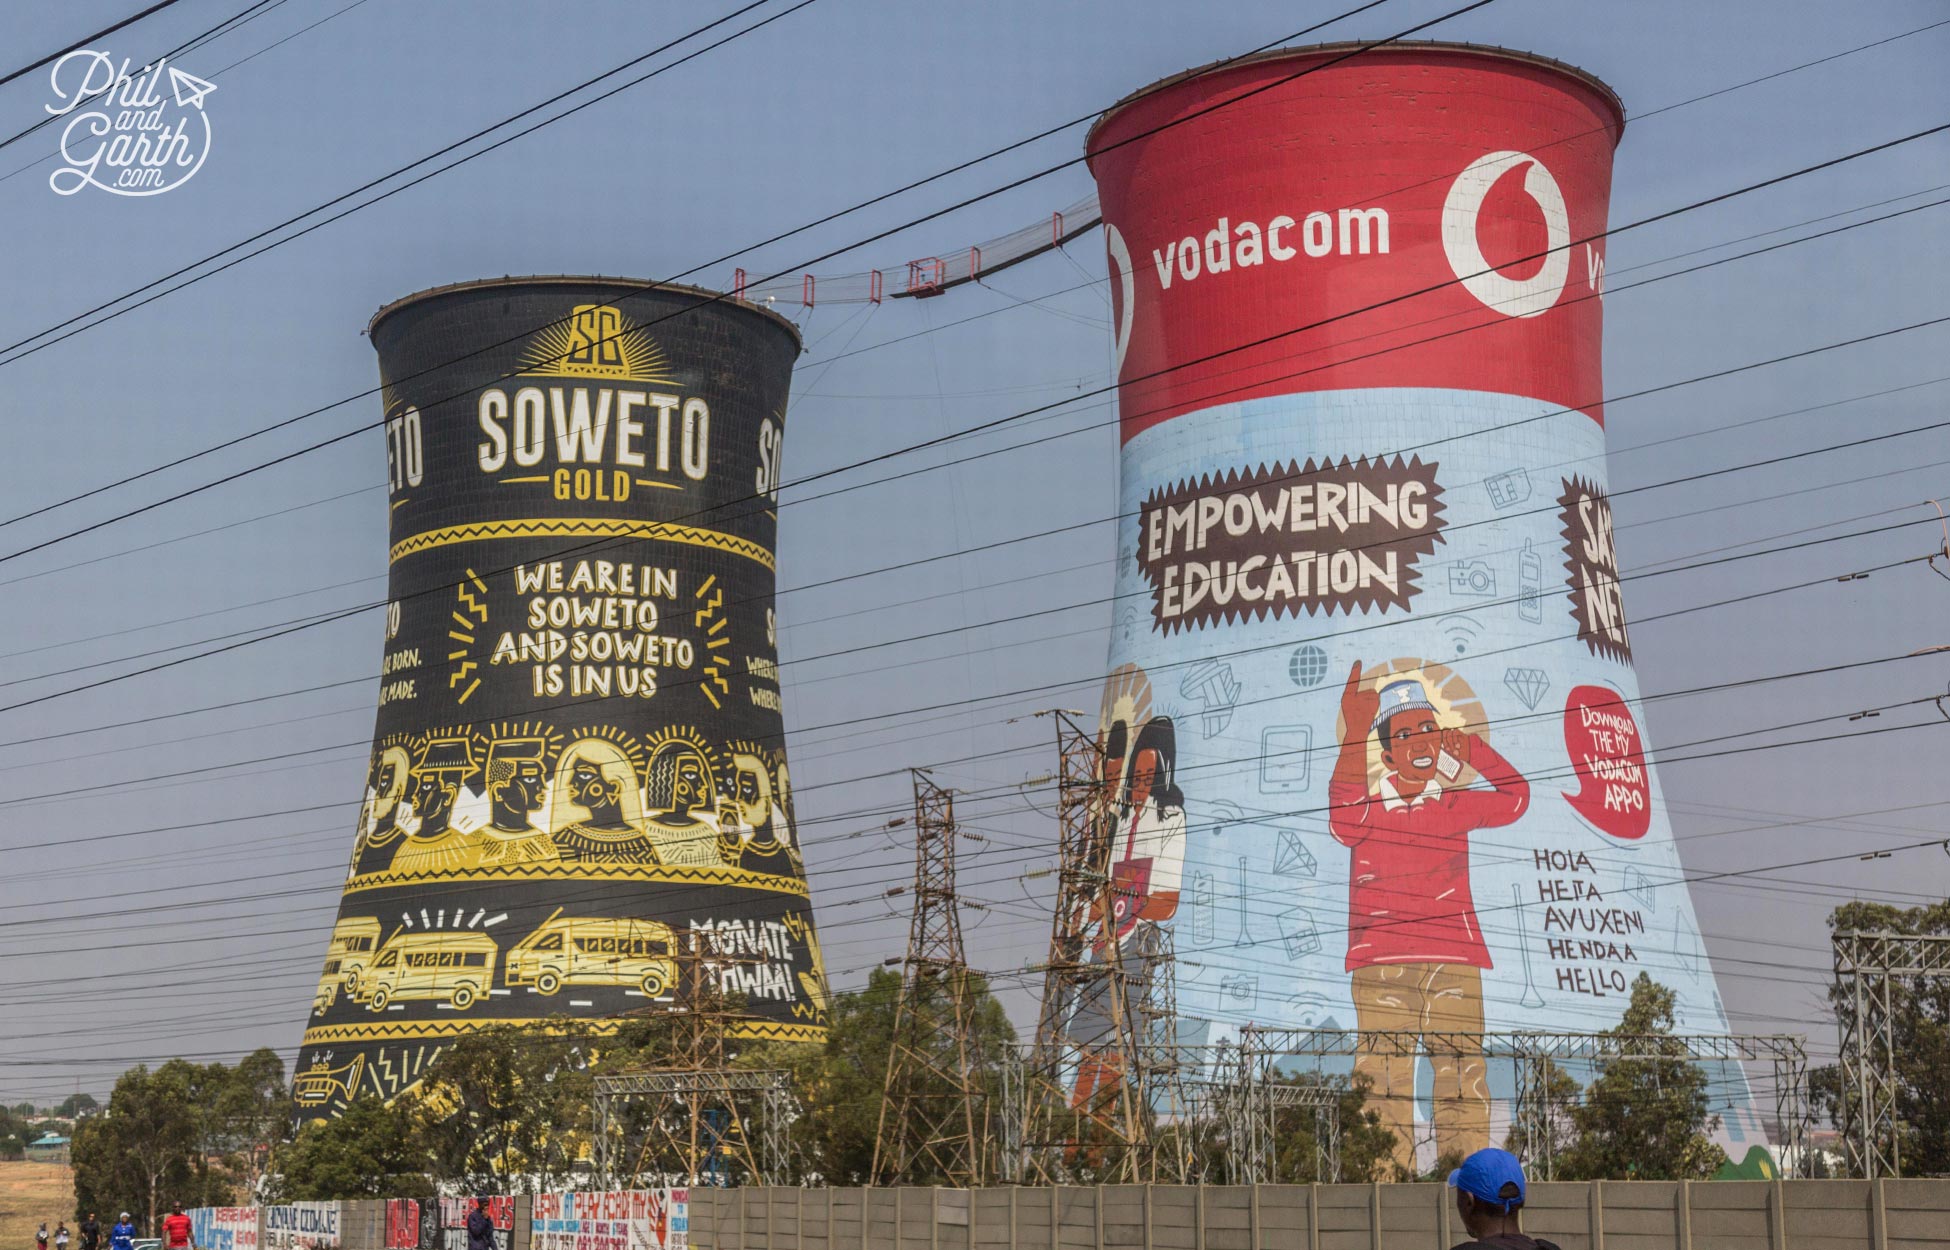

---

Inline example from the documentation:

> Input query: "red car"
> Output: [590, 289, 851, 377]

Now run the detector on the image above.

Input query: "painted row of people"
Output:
[350, 734, 801, 878]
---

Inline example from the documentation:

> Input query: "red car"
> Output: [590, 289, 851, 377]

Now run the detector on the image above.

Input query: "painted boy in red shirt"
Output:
[1331, 662, 1529, 1173]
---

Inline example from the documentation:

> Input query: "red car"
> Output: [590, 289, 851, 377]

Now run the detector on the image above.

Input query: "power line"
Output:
[3, 115, 1940, 624]
[0, 466, 1936, 826]
[1, 197, 1941, 731]
[0, 0, 189, 89]
[0, 0, 375, 175]
[0, 800, 1939, 1066]
[1, 181, 1934, 684]
[0, 0, 285, 153]
[0, 24, 1934, 1084]
[4, 602, 1942, 951]
[0, 0, 1421, 525]
[0, 0, 791, 351]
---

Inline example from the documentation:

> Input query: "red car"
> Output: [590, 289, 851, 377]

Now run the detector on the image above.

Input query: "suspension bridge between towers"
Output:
[732, 194, 1104, 308]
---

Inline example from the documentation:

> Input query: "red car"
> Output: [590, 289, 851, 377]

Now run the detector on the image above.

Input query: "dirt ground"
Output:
[0, 1162, 75, 1250]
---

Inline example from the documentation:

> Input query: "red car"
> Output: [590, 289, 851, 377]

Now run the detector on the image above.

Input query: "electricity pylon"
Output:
[872, 773, 992, 1184]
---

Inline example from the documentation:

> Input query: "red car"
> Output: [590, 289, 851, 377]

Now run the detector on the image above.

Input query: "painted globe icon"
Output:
[1288, 644, 1330, 688]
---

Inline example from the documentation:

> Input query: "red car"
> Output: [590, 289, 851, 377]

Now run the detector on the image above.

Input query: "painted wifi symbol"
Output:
[1442, 614, 1483, 656]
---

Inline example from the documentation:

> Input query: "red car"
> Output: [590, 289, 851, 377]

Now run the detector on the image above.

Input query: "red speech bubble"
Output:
[1562, 685, 1649, 840]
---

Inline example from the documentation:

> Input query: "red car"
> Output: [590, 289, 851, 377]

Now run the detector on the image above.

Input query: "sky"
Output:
[0, 0, 1945, 1106]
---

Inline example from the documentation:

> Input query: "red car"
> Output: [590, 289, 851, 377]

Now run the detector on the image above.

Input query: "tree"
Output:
[73, 1064, 206, 1230]
[1501, 1058, 1582, 1168]
[278, 1097, 429, 1201]
[72, 1055, 288, 1224]
[1812, 900, 1950, 1176]
[56, 1094, 100, 1119]
[1265, 1074, 1400, 1183]
[0, 1104, 29, 1159]
[212, 1049, 291, 1198]
[410, 1023, 594, 1194]
[1555, 975, 1727, 1180]
[737, 966, 1017, 1185]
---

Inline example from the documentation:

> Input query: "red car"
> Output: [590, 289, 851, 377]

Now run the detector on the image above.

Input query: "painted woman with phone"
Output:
[1330, 660, 1529, 1173]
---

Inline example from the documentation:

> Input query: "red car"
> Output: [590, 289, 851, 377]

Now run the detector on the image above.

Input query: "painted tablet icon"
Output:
[1562, 685, 1650, 840]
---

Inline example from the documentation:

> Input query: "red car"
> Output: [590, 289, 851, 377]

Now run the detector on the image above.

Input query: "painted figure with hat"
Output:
[388, 735, 485, 874]
[1332, 661, 1529, 1173]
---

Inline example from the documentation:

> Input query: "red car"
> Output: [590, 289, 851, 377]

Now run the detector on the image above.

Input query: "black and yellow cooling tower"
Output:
[293, 278, 827, 1115]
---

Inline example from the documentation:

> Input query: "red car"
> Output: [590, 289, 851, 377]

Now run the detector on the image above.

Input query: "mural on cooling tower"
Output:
[1079, 45, 1765, 1168]
[295, 281, 830, 1119]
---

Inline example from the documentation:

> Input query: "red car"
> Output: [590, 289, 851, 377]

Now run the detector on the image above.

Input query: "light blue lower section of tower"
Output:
[1104, 386, 1766, 1154]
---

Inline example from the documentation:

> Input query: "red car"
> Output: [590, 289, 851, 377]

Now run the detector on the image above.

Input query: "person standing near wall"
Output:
[1448, 1149, 1560, 1250]
[160, 1207, 192, 1250]
[465, 1200, 494, 1250]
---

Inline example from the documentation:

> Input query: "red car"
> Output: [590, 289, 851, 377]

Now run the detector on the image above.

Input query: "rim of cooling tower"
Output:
[368, 274, 805, 349]
[1085, 39, 1626, 156]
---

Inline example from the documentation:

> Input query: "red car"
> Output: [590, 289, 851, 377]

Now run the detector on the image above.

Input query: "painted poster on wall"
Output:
[532, 1191, 687, 1250]
[433, 1198, 512, 1250]
[262, 1205, 340, 1250]
[189, 1210, 258, 1250]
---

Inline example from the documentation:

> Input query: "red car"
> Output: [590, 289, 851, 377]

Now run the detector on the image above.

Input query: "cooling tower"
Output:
[1083, 44, 1766, 1167]
[294, 278, 828, 1116]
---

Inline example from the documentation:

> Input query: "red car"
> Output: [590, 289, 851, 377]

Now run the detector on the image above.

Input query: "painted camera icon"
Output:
[1449, 558, 1497, 597]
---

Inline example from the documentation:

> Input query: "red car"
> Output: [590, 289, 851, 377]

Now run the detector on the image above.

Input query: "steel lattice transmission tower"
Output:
[594, 943, 790, 1187]
[1833, 929, 1950, 1178]
[1132, 925, 1194, 1182]
[871, 773, 993, 1185]
[1021, 710, 1147, 1183]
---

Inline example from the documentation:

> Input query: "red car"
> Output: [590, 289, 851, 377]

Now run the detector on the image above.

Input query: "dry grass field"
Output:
[0, 1162, 74, 1250]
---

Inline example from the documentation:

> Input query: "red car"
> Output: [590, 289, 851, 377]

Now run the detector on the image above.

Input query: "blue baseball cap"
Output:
[1448, 1147, 1526, 1210]
[1372, 677, 1435, 732]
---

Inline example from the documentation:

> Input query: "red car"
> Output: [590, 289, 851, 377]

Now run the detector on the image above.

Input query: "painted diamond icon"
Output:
[1503, 666, 1550, 710]
[1273, 828, 1317, 878]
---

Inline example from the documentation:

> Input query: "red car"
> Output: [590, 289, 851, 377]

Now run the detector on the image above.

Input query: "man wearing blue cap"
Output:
[1448, 1148, 1559, 1249]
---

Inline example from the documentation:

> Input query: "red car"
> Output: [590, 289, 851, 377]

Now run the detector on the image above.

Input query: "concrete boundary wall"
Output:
[264, 1200, 535, 1250]
[681, 1182, 1950, 1250]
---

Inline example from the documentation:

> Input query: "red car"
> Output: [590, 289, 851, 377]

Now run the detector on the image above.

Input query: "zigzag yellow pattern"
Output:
[391, 518, 774, 569]
[302, 1018, 627, 1046]
[303, 1017, 827, 1047]
[345, 861, 808, 896]
[729, 1020, 828, 1043]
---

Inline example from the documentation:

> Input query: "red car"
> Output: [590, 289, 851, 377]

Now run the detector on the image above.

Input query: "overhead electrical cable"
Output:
[0, 0, 190, 89]
[0, 815, 1942, 1067]
[0, 116, 1940, 598]
[0, 181, 1934, 679]
[1, 480, 1941, 846]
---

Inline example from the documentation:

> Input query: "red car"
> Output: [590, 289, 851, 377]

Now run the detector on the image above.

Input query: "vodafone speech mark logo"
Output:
[1105, 222, 1136, 377]
[1442, 151, 1570, 319]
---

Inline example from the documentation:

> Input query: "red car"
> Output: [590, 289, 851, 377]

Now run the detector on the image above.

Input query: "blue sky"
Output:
[0, 0, 1945, 1101]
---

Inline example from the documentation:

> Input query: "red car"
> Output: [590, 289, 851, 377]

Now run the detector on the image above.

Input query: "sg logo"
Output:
[565, 305, 625, 369]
